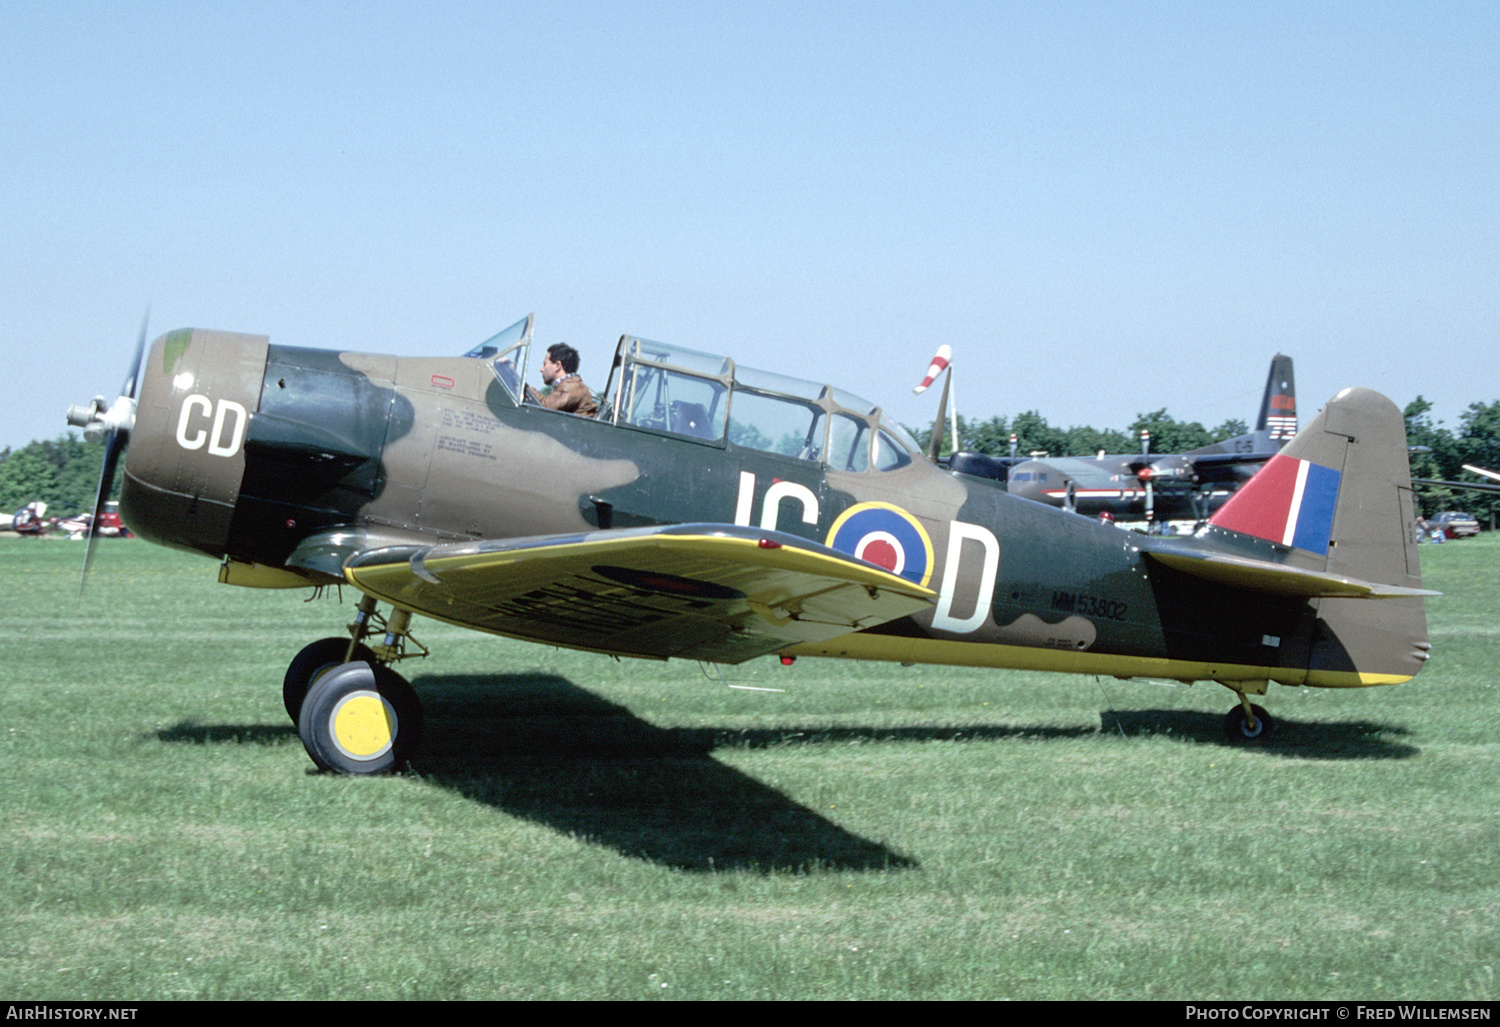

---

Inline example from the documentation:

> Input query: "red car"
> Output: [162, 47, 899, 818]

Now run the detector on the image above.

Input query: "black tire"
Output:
[1224, 704, 1273, 742]
[297, 661, 424, 774]
[283, 637, 376, 724]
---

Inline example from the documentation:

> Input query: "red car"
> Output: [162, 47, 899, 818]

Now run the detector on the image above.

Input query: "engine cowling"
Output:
[120, 329, 270, 559]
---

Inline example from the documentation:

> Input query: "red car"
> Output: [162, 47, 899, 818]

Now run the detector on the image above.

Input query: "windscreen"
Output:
[465, 314, 533, 403]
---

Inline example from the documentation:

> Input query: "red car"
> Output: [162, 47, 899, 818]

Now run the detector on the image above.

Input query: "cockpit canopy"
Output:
[469, 316, 918, 473]
[463, 313, 535, 400]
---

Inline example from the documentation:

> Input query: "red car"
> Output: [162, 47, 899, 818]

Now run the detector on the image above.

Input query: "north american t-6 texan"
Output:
[68, 314, 1434, 775]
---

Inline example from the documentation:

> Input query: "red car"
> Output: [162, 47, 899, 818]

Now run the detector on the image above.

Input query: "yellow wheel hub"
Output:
[329, 691, 396, 761]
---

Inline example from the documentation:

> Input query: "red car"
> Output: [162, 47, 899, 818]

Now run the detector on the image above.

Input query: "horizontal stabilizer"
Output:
[341, 523, 935, 664]
[1145, 545, 1438, 599]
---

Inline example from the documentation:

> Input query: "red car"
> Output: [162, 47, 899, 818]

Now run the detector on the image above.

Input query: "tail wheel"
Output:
[1224, 703, 1273, 742]
[283, 637, 377, 725]
[298, 661, 424, 774]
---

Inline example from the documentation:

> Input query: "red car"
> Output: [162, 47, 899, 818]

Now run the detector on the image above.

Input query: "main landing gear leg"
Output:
[1221, 681, 1274, 742]
[285, 597, 429, 774]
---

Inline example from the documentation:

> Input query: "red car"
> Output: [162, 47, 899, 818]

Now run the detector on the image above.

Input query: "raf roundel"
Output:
[825, 502, 935, 589]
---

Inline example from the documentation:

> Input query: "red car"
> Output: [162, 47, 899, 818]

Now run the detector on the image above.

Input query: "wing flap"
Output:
[342, 523, 936, 663]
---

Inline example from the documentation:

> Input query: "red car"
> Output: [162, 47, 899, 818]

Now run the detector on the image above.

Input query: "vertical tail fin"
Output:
[1185, 354, 1296, 467]
[1255, 353, 1298, 441]
[1208, 387, 1429, 685]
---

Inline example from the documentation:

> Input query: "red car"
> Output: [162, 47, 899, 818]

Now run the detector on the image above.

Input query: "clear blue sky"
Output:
[3, 1, 1496, 453]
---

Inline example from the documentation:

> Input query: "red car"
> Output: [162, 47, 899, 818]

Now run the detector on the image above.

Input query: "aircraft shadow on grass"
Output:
[1100, 708, 1419, 759]
[154, 673, 1416, 871]
[156, 722, 296, 746]
[158, 672, 924, 873]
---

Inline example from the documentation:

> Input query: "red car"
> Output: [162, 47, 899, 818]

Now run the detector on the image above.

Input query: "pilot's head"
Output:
[542, 343, 580, 384]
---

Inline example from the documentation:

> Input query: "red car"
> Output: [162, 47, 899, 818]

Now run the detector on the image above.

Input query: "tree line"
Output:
[0, 435, 111, 516]
[1403, 397, 1500, 525]
[909, 408, 1252, 463]
[3, 395, 1497, 523]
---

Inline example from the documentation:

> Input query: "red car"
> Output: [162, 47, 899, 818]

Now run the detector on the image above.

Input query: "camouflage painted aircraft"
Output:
[68, 318, 1431, 775]
[1003, 354, 1299, 522]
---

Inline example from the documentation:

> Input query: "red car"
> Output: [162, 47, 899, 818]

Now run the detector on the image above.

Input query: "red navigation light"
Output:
[758, 538, 782, 549]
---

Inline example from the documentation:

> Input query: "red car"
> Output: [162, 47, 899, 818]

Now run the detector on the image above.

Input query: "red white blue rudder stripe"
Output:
[1209, 454, 1342, 555]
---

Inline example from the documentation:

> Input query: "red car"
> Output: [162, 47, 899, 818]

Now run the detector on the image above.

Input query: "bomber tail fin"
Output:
[1255, 353, 1298, 441]
[1200, 387, 1430, 685]
[1183, 354, 1296, 474]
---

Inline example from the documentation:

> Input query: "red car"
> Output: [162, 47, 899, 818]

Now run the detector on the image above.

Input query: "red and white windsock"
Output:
[913, 345, 952, 394]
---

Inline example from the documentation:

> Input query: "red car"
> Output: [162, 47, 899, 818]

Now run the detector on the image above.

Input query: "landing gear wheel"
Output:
[1224, 703, 1273, 742]
[283, 637, 376, 724]
[298, 661, 424, 774]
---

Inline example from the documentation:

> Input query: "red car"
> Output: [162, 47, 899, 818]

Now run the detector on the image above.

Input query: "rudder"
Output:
[1256, 353, 1298, 441]
[1208, 387, 1429, 686]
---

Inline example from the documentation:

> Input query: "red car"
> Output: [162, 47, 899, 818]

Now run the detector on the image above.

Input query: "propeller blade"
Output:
[80, 431, 127, 588]
[121, 308, 148, 400]
[78, 310, 148, 595]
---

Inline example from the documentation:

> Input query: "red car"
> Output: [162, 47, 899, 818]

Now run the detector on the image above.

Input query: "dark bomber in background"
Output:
[1004, 354, 1298, 523]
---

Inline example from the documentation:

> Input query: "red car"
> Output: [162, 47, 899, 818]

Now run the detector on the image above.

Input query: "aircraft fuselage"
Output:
[118, 327, 1425, 693]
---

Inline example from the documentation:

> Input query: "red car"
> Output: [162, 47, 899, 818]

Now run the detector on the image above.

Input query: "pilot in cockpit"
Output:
[527, 343, 598, 418]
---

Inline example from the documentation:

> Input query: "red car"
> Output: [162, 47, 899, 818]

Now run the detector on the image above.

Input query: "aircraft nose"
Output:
[120, 329, 270, 558]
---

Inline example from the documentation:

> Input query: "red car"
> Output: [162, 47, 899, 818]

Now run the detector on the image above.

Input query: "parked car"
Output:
[1430, 511, 1480, 539]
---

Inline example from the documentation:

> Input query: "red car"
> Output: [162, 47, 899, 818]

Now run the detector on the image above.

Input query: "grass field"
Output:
[2, 533, 1497, 1000]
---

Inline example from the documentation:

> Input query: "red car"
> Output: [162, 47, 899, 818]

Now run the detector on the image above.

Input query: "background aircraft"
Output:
[999, 354, 1297, 524]
[69, 322, 1428, 775]
[1414, 464, 1500, 496]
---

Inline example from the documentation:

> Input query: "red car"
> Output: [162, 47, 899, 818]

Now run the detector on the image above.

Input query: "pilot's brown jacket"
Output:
[541, 375, 599, 418]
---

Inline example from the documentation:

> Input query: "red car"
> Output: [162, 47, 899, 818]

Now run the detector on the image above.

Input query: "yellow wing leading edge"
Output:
[342, 523, 936, 664]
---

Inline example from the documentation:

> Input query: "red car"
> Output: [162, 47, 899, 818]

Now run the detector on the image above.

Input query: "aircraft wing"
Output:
[1144, 544, 1438, 599]
[1183, 430, 1283, 483]
[1188, 451, 1276, 471]
[1412, 477, 1500, 495]
[340, 523, 936, 664]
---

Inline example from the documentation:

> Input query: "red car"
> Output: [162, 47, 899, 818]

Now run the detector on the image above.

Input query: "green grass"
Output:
[1, 534, 1497, 999]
